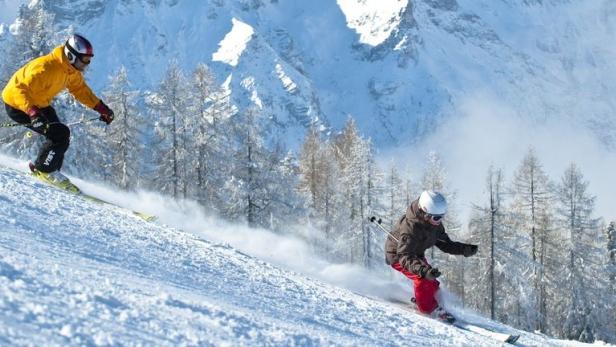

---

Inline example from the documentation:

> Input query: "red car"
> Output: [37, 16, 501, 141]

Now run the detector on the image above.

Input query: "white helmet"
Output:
[64, 34, 94, 70]
[418, 190, 447, 215]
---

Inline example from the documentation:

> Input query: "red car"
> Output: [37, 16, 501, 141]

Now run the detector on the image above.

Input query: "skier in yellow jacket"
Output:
[2, 34, 114, 187]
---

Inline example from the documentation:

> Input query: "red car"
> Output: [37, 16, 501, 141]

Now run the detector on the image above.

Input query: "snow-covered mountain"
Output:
[3, 0, 615, 149]
[0, 155, 601, 346]
[2, 1, 616, 220]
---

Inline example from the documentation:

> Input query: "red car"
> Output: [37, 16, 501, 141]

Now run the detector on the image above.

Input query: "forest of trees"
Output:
[1, 4, 615, 344]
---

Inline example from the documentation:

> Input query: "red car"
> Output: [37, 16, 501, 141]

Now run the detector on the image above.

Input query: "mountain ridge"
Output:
[1, 1, 614, 148]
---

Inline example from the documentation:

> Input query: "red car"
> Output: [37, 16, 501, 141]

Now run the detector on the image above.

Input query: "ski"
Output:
[388, 299, 520, 344]
[30, 171, 157, 222]
[452, 320, 519, 344]
[80, 192, 157, 222]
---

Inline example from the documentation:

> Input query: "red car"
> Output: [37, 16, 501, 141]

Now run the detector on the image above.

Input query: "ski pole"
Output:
[20, 117, 101, 138]
[66, 116, 100, 126]
[369, 216, 399, 243]
[1, 116, 99, 130]
[0, 122, 24, 128]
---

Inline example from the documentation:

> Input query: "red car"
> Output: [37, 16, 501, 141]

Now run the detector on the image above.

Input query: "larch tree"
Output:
[384, 163, 407, 230]
[332, 117, 371, 264]
[148, 61, 190, 197]
[508, 148, 553, 331]
[226, 106, 303, 230]
[101, 66, 142, 190]
[467, 166, 506, 320]
[298, 126, 324, 216]
[555, 163, 602, 342]
[186, 63, 232, 208]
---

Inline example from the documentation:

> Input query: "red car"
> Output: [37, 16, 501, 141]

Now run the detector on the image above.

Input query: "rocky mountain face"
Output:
[3, 0, 616, 149]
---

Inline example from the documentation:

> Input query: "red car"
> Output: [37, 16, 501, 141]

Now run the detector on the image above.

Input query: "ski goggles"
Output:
[74, 56, 91, 71]
[426, 213, 444, 222]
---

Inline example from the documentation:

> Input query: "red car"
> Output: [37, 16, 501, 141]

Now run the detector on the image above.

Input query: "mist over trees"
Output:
[466, 152, 614, 342]
[1, 4, 615, 344]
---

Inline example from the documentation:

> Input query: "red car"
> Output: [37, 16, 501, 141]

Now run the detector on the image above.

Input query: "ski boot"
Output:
[29, 162, 80, 193]
[410, 298, 456, 323]
[433, 306, 456, 323]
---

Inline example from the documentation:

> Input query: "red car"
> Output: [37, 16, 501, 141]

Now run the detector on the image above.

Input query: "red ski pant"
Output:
[392, 262, 440, 314]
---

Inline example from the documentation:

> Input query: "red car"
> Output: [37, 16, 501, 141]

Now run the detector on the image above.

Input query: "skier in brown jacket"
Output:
[385, 190, 478, 322]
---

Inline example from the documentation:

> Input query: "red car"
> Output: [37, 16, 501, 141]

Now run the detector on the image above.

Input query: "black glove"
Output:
[26, 106, 48, 131]
[421, 266, 441, 280]
[94, 101, 114, 124]
[463, 244, 478, 257]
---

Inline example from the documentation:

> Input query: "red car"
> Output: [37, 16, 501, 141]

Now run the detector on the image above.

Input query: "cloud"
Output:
[384, 92, 616, 223]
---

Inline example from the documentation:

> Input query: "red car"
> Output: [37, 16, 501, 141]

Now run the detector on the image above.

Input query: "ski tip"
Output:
[134, 212, 157, 222]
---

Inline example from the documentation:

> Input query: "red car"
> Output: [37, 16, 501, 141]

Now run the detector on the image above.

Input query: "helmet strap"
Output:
[65, 40, 80, 57]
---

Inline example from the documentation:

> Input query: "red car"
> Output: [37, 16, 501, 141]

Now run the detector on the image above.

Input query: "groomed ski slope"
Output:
[0, 155, 604, 346]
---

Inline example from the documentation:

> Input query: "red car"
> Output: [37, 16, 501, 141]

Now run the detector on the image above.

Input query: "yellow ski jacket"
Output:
[2, 45, 100, 113]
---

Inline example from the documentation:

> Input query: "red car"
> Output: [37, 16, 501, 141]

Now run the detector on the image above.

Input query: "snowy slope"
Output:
[0, 155, 600, 346]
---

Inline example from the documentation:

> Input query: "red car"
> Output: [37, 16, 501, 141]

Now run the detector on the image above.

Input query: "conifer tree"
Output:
[186, 63, 231, 207]
[555, 163, 601, 342]
[101, 66, 142, 189]
[226, 106, 303, 230]
[298, 126, 324, 215]
[329, 117, 382, 265]
[608, 222, 616, 293]
[319, 142, 341, 247]
[332, 117, 368, 263]
[150, 61, 190, 197]
[508, 148, 553, 331]
[606, 222, 616, 341]
[384, 163, 407, 230]
[467, 166, 505, 320]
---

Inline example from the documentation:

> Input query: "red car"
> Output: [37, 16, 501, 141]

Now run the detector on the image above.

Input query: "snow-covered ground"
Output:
[0, 154, 605, 346]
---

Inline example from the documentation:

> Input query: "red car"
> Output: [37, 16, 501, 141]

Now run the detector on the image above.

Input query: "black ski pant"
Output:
[4, 103, 70, 173]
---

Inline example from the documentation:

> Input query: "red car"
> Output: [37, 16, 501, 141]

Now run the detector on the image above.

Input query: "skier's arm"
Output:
[397, 229, 430, 275]
[435, 227, 473, 255]
[67, 73, 100, 109]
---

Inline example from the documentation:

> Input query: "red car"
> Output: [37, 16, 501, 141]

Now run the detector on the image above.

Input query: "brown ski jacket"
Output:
[385, 199, 469, 275]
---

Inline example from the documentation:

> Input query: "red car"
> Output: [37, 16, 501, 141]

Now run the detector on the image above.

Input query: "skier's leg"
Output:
[4, 103, 31, 125]
[411, 275, 440, 314]
[32, 107, 70, 173]
[391, 262, 440, 314]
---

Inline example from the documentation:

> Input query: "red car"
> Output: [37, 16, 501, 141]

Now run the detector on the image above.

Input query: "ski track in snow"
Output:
[0, 158, 602, 346]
